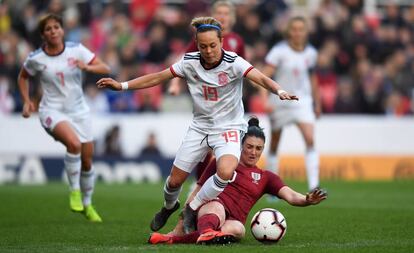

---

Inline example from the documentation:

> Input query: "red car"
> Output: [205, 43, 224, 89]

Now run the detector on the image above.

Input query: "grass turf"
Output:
[0, 180, 413, 253]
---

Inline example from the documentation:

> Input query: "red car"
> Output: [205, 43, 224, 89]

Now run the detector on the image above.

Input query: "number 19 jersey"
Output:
[170, 50, 253, 134]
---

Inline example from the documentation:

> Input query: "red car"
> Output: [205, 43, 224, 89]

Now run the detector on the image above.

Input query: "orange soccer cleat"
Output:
[148, 232, 173, 245]
[196, 229, 236, 245]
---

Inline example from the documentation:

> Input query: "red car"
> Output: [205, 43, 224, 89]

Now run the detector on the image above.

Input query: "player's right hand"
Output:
[278, 90, 299, 101]
[96, 78, 121, 91]
[22, 101, 34, 118]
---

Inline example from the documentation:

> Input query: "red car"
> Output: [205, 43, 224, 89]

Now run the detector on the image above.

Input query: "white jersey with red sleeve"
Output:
[170, 50, 252, 134]
[265, 41, 317, 109]
[23, 42, 95, 118]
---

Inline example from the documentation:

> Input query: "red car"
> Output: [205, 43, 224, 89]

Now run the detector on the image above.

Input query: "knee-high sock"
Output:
[172, 231, 200, 244]
[197, 213, 220, 234]
[64, 152, 81, 191]
[189, 173, 228, 210]
[171, 214, 220, 244]
[305, 148, 319, 191]
[164, 176, 182, 209]
[80, 168, 95, 206]
[267, 154, 279, 174]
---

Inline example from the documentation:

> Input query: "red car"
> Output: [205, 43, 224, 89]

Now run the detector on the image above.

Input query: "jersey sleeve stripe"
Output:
[87, 55, 96, 65]
[243, 66, 254, 77]
[169, 66, 184, 78]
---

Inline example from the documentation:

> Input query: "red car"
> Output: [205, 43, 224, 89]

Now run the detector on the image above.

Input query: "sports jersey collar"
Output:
[200, 49, 224, 70]
[42, 43, 65, 57]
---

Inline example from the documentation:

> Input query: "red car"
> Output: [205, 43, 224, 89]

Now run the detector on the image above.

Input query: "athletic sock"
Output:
[267, 154, 279, 174]
[64, 152, 81, 191]
[80, 168, 95, 206]
[189, 173, 228, 210]
[164, 176, 182, 209]
[305, 148, 320, 191]
[172, 231, 200, 244]
[197, 213, 220, 234]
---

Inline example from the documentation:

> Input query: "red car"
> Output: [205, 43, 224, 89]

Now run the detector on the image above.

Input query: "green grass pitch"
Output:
[1, 180, 413, 253]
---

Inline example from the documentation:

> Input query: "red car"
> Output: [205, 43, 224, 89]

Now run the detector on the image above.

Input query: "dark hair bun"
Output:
[248, 117, 260, 127]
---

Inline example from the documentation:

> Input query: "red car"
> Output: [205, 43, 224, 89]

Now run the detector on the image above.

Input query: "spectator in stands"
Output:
[140, 132, 161, 156]
[104, 125, 123, 157]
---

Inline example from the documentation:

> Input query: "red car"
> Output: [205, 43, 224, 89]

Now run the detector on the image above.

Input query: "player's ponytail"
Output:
[242, 116, 265, 144]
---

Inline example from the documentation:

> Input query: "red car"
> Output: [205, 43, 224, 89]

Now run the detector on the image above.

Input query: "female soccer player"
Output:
[263, 16, 322, 191]
[17, 14, 110, 222]
[148, 118, 327, 245]
[97, 16, 298, 233]
[169, 0, 246, 183]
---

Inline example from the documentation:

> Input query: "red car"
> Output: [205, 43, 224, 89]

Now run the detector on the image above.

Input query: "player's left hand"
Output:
[76, 60, 88, 71]
[96, 78, 122, 91]
[278, 90, 299, 101]
[306, 187, 328, 205]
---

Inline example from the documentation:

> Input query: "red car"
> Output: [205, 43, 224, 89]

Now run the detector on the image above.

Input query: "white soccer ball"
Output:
[250, 208, 287, 243]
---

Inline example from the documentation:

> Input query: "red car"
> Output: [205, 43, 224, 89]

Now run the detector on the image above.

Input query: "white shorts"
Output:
[173, 128, 243, 173]
[39, 109, 93, 143]
[270, 105, 315, 131]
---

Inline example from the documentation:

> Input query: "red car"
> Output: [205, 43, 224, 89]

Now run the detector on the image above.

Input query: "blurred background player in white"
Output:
[96, 16, 297, 234]
[263, 16, 321, 192]
[148, 117, 327, 245]
[17, 14, 110, 222]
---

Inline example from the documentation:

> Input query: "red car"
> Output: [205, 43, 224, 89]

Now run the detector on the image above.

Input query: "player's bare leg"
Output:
[80, 142, 102, 222]
[220, 220, 245, 241]
[184, 155, 238, 234]
[266, 129, 282, 202]
[267, 129, 282, 174]
[297, 122, 319, 191]
[150, 166, 188, 231]
[52, 122, 83, 212]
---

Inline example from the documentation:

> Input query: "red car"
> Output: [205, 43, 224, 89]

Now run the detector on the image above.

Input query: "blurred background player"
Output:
[263, 16, 321, 192]
[168, 0, 245, 96]
[148, 117, 327, 245]
[96, 16, 297, 234]
[17, 14, 110, 222]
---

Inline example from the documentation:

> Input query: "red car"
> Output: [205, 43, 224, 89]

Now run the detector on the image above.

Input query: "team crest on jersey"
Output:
[67, 57, 77, 67]
[251, 172, 261, 184]
[45, 117, 52, 127]
[218, 72, 228, 85]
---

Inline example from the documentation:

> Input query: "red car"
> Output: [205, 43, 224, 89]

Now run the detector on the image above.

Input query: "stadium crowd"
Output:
[1, 0, 413, 116]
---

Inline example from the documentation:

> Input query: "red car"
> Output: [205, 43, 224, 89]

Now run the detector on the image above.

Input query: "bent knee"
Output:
[222, 222, 245, 239]
[67, 140, 81, 154]
[216, 170, 236, 181]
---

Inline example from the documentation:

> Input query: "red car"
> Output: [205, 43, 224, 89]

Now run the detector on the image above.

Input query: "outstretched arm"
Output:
[77, 57, 110, 75]
[245, 68, 298, 101]
[97, 68, 174, 91]
[278, 186, 327, 206]
[17, 68, 35, 118]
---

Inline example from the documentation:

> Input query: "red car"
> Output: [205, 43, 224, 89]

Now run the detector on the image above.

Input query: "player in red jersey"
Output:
[148, 118, 327, 245]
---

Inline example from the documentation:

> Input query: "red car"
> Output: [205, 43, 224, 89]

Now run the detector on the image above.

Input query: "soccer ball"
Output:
[250, 208, 287, 243]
